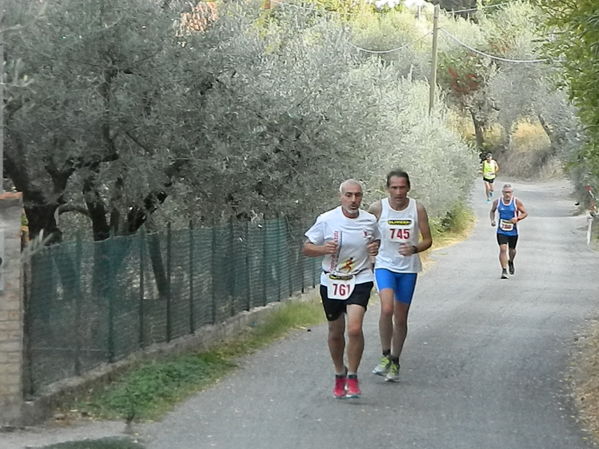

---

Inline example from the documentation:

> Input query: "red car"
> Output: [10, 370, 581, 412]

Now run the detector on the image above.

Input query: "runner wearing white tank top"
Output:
[368, 170, 432, 382]
[376, 197, 422, 273]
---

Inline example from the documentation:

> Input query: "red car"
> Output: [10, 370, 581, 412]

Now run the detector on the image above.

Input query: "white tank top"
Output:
[375, 198, 422, 273]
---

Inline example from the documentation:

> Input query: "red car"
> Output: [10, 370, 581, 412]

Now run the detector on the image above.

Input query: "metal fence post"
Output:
[74, 233, 82, 375]
[276, 217, 281, 301]
[285, 219, 292, 298]
[301, 250, 305, 294]
[229, 219, 235, 317]
[23, 252, 34, 398]
[211, 222, 217, 324]
[107, 237, 115, 363]
[245, 221, 251, 311]
[166, 223, 172, 342]
[312, 257, 317, 288]
[139, 228, 146, 349]
[262, 220, 268, 306]
[189, 220, 195, 333]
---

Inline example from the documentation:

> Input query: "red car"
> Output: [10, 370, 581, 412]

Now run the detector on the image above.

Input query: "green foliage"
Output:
[433, 0, 584, 173]
[4, 0, 202, 240]
[81, 353, 235, 420]
[309, 0, 371, 16]
[216, 298, 325, 358]
[438, 50, 487, 101]
[532, 0, 599, 184]
[347, 6, 432, 78]
[430, 201, 474, 244]
[435, 0, 476, 10]
[3, 0, 478, 240]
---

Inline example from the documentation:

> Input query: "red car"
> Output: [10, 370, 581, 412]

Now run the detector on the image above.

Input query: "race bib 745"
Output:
[388, 219, 412, 242]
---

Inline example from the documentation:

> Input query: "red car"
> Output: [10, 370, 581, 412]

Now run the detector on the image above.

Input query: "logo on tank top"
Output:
[387, 219, 412, 226]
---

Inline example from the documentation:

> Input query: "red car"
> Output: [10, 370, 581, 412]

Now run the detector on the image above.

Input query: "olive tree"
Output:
[4, 0, 210, 241]
[532, 0, 599, 186]
[5, 0, 478, 246]
[480, 1, 584, 176]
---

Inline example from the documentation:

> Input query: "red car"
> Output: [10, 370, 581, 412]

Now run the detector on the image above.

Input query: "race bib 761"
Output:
[327, 274, 356, 300]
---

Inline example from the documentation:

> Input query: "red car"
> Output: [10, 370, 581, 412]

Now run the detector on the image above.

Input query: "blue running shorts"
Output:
[374, 268, 418, 305]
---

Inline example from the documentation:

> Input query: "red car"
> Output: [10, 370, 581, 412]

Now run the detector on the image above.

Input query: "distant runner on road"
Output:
[369, 170, 432, 382]
[482, 153, 499, 202]
[490, 183, 528, 279]
[303, 179, 380, 399]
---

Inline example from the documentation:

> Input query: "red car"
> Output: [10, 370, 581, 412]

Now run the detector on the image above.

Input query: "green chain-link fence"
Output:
[23, 218, 320, 398]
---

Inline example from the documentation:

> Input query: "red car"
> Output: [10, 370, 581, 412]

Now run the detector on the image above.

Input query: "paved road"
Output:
[138, 178, 599, 449]
[3, 179, 599, 449]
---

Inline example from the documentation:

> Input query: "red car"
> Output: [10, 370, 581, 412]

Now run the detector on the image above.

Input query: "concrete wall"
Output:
[0, 192, 24, 426]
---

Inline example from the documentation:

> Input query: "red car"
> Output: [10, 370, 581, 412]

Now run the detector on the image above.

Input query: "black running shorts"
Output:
[497, 233, 518, 249]
[319, 281, 374, 322]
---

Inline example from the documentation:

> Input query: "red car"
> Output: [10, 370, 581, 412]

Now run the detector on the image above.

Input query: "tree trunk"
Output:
[470, 108, 485, 149]
[148, 233, 169, 300]
[537, 113, 561, 166]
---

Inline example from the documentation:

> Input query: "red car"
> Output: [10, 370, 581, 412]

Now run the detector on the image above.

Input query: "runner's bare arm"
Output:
[415, 203, 432, 254]
[368, 200, 382, 220]
[303, 240, 338, 257]
[367, 239, 380, 257]
[490, 199, 498, 226]
[516, 199, 528, 222]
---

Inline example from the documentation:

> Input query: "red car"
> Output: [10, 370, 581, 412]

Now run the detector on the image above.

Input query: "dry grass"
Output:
[448, 114, 503, 151]
[451, 116, 562, 179]
[569, 221, 599, 442]
[512, 120, 551, 152]
[499, 120, 560, 179]
[570, 320, 599, 441]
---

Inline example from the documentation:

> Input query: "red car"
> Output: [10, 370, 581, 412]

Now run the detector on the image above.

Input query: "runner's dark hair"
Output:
[386, 169, 410, 188]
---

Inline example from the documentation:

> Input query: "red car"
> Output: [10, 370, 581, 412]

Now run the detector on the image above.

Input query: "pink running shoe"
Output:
[346, 376, 361, 398]
[333, 375, 347, 399]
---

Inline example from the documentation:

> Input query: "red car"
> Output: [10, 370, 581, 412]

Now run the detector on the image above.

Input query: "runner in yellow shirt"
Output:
[482, 153, 499, 202]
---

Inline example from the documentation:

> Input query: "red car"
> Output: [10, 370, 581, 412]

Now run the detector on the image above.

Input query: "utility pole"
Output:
[428, 4, 440, 115]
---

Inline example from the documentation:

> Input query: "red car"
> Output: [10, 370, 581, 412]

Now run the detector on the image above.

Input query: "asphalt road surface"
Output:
[3, 178, 599, 449]
[138, 178, 599, 449]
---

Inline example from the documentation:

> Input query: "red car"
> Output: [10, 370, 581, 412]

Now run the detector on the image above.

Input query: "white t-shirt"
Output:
[375, 198, 422, 273]
[304, 206, 380, 285]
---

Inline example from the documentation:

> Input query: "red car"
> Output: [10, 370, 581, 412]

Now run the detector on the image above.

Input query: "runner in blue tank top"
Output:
[490, 183, 528, 279]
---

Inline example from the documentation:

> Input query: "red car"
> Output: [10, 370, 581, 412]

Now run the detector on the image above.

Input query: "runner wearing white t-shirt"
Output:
[369, 170, 432, 382]
[303, 179, 380, 399]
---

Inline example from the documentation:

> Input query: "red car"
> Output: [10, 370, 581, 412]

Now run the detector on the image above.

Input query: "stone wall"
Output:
[0, 192, 24, 426]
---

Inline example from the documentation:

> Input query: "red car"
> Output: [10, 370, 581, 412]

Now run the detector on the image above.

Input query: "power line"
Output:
[349, 31, 432, 54]
[449, 2, 512, 14]
[268, 0, 433, 55]
[440, 29, 547, 64]
[271, 0, 319, 12]
[267, 1, 548, 64]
